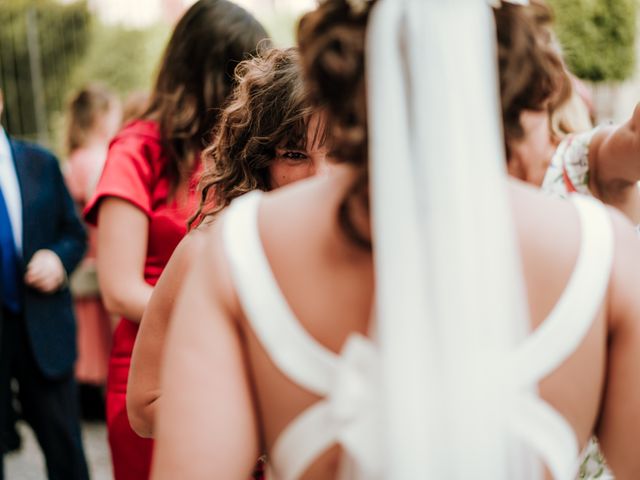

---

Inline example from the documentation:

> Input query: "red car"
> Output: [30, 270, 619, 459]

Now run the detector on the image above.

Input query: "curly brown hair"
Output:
[495, 0, 571, 156]
[296, 0, 571, 246]
[142, 0, 269, 193]
[297, 0, 375, 248]
[189, 47, 318, 228]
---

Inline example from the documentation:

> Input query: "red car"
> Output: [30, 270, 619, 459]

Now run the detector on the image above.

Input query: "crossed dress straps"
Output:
[505, 194, 614, 479]
[222, 191, 613, 480]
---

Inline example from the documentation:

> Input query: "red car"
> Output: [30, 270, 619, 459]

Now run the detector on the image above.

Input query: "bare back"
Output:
[153, 166, 640, 479]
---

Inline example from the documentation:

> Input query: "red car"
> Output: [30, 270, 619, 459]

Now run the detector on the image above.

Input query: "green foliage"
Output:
[47, 22, 169, 155]
[69, 22, 169, 98]
[0, 0, 91, 143]
[548, 0, 637, 82]
[259, 10, 300, 47]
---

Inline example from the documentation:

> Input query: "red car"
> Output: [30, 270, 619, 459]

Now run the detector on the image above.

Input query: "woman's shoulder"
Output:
[150, 225, 213, 302]
[109, 120, 163, 161]
[262, 167, 356, 229]
[105, 120, 165, 178]
[512, 177, 638, 248]
[205, 174, 344, 266]
[512, 179, 640, 326]
[115, 119, 161, 142]
[172, 225, 213, 269]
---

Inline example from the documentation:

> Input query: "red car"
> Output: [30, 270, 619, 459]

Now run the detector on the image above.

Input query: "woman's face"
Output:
[269, 114, 331, 189]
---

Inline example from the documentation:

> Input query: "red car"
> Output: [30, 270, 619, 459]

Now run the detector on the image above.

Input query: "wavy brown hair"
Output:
[495, 0, 571, 157]
[189, 48, 317, 228]
[297, 0, 571, 246]
[142, 0, 269, 192]
[297, 0, 375, 249]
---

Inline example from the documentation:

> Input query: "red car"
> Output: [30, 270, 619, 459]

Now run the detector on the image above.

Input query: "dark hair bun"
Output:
[298, 0, 376, 248]
[298, 0, 375, 166]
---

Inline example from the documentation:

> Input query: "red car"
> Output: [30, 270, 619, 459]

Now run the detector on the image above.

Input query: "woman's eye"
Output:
[280, 151, 308, 161]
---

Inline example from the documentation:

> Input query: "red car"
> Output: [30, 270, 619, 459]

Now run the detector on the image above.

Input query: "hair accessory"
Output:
[347, 0, 373, 15]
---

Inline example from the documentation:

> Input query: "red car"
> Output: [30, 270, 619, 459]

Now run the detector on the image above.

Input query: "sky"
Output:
[59, 0, 316, 28]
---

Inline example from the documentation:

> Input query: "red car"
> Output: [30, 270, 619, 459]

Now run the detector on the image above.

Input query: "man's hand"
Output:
[24, 249, 66, 294]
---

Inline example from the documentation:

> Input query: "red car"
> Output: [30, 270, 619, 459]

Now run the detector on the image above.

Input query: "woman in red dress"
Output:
[84, 2, 269, 478]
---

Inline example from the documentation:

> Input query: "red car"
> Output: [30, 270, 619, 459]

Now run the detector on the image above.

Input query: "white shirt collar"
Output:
[0, 126, 23, 254]
[0, 127, 11, 162]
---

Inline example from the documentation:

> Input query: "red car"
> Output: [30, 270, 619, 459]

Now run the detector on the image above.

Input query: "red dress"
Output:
[85, 120, 200, 480]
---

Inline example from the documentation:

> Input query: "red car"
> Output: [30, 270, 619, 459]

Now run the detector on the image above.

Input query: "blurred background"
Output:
[0, 0, 315, 154]
[0, 0, 639, 478]
[1, 4, 316, 477]
[1, 0, 639, 155]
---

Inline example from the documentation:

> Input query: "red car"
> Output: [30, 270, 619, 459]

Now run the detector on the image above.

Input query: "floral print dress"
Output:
[541, 128, 596, 198]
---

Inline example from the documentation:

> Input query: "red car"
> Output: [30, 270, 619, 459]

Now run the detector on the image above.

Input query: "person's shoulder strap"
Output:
[512, 194, 614, 387]
[223, 192, 382, 478]
[222, 191, 337, 395]
[507, 194, 614, 479]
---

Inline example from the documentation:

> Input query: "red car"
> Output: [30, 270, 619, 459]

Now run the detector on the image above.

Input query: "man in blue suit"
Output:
[0, 89, 89, 479]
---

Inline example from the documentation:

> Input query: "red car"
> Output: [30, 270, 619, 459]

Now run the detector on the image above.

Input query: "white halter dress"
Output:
[222, 190, 614, 480]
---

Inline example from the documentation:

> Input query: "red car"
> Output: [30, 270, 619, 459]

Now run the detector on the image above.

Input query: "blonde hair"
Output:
[550, 87, 593, 139]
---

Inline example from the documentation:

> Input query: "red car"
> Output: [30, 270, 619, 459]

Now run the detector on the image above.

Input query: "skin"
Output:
[126, 118, 330, 438]
[0, 90, 67, 294]
[24, 249, 67, 293]
[151, 164, 640, 479]
[271, 115, 331, 187]
[507, 103, 640, 224]
[97, 196, 153, 322]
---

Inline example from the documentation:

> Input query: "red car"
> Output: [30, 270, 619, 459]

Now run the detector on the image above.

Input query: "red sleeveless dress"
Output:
[85, 120, 199, 480]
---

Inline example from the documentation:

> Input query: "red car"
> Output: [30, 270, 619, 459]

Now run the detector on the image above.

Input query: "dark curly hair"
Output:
[296, 0, 571, 247]
[189, 47, 318, 228]
[142, 0, 270, 193]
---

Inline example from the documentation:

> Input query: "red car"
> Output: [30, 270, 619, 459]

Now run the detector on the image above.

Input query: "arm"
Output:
[590, 103, 640, 189]
[96, 197, 152, 322]
[596, 213, 640, 479]
[128, 230, 205, 437]
[151, 224, 259, 480]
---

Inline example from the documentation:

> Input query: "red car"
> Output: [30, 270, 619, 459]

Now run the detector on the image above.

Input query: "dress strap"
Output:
[508, 194, 614, 479]
[222, 191, 337, 395]
[268, 334, 381, 480]
[512, 194, 614, 388]
[224, 192, 382, 479]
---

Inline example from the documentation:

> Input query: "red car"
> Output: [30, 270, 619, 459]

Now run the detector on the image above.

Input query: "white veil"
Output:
[367, 0, 539, 478]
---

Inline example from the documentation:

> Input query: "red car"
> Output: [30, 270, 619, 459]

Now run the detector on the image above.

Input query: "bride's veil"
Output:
[367, 0, 540, 477]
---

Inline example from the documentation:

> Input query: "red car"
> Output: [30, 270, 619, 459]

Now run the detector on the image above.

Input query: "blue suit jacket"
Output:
[2, 138, 87, 379]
